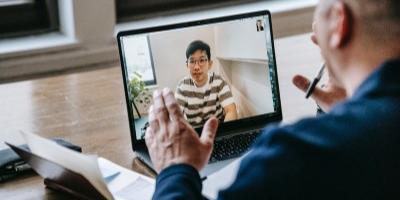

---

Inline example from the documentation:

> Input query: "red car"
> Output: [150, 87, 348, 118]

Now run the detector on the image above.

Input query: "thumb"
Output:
[200, 117, 219, 146]
[292, 74, 325, 102]
[292, 74, 311, 92]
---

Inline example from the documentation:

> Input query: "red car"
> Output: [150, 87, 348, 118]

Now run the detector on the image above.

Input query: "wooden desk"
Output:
[0, 33, 322, 199]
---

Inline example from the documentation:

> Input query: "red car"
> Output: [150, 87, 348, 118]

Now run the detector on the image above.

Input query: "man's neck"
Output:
[342, 50, 400, 96]
[342, 63, 376, 96]
[194, 74, 209, 88]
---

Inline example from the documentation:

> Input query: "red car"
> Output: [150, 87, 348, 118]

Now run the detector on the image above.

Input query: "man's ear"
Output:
[208, 60, 213, 70]
[329, 1, 352, 48]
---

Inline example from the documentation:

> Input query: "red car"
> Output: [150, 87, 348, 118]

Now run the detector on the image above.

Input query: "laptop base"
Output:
[136, 150, 237, 177]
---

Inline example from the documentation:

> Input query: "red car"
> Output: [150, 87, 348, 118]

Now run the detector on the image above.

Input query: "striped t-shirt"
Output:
[175, 72, 235, 128]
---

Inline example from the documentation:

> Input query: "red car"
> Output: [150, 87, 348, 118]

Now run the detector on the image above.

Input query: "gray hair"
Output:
[346, 0, 400, 39]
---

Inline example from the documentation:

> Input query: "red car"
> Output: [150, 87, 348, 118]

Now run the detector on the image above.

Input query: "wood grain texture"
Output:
[0, 33, 322, 199]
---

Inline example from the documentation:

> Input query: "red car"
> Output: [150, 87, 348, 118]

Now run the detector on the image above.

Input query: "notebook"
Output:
[117, 10, 282, 176]
[6, 132, 155, 200]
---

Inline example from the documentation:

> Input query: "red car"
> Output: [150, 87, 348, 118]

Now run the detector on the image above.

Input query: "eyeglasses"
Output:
[187, 58, 208, 67]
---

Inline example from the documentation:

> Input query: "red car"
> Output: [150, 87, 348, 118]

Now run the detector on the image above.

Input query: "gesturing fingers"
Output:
[200, 117, 219, 149]
[162, 88, 184, 122]
[145, 126, 155, 147]
[292, 74, 325, 102]
[145, 109, 157, 152]
[292, 74, 347, 112]
[148, 105, 159, 133]
[153, 89, 169, 128]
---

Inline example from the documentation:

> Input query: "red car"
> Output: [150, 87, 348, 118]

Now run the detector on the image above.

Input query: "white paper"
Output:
[202, 154, 247, 200]
[21, 131, 114, 199]
[98, 157, 155, 200]
[100, 164, 121, 182]
[115, 177, 154, 200]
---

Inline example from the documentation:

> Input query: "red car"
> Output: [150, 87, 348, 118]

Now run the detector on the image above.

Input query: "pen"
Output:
[305, 63, 326, 99]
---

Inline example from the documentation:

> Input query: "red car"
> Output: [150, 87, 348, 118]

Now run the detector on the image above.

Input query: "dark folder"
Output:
[0, 138, 82, 182]
[5, 142, 107, 200]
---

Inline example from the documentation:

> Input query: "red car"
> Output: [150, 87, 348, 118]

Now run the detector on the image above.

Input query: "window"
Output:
[116, 0, 256, 22]
[0, 0, 59, 38]
[122, 35, 157, 85]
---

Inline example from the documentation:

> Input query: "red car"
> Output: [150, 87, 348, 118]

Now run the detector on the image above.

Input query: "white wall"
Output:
[72, 0, 115, 48]
[214, 18, 268, 60]
[231, 61, 274, 117]
[149, 25, 220, 91]
[214, 17, 274, 118]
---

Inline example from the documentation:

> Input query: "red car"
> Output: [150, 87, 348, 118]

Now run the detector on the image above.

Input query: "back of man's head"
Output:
[345, 0, 400, 44]
[316, 0, 399, 94]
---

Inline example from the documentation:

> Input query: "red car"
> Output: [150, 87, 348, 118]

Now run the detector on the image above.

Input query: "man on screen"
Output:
[175, 40, 238, 128]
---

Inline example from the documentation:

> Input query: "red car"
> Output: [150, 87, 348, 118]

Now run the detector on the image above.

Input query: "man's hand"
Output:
[292, 75, 347, 112]
[292, 22, 347, 112]
[145, 88, 219, 173]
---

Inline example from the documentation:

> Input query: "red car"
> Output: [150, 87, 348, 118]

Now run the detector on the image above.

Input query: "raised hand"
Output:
[291, 21, 347, 112]
[292, 74, 347, 112]
[145, 88, 219, 172]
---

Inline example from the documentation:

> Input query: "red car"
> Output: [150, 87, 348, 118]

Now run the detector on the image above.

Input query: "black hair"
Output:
[186, 40, 211, 60]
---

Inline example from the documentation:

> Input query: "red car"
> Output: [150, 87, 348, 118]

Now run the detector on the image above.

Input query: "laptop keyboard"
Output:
[209, 129, 262, 163]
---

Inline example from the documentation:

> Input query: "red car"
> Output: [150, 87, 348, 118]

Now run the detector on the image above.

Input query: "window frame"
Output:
[122, 35, 157, 86]
[143, 35, 157, 86]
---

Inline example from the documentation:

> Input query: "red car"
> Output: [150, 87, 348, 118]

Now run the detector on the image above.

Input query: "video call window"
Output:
[120, 15, 279, 140]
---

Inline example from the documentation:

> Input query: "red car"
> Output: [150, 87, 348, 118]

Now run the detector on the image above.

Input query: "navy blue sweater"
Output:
[153, 59, 400, 199]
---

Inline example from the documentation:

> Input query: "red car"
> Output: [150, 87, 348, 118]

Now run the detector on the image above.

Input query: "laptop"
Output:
[117, 10, 282, 176]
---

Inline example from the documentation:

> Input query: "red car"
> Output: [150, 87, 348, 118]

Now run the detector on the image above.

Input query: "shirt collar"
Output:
[352, 58, 400, 100]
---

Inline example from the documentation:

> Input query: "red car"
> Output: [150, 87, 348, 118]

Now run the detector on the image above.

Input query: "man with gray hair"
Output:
[145, 0, 400, 199]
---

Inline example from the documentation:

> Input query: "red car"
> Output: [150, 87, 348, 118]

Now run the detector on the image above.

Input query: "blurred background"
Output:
[0, 0, 317, 83]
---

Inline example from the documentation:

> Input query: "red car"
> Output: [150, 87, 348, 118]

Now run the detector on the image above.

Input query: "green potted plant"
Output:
[128, 72, 152, 118]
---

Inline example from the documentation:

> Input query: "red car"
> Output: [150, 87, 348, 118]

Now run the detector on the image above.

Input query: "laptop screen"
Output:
[118, 11, 281, 141]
